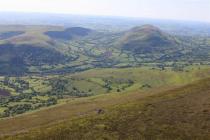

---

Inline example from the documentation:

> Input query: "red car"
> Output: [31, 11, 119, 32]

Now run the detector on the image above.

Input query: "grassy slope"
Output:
[3, 78, 210, 140]
[5, 66, 207, 96]
[0, 67, 209, 139]
[0, 86, 170, 137]
[71, 66, 210, 90]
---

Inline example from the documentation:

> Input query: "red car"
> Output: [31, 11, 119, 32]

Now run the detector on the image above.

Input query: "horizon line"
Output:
[0, 11, 210, 24]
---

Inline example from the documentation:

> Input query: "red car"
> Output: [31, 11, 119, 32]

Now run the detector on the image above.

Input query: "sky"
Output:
[0, 0, 209, 23]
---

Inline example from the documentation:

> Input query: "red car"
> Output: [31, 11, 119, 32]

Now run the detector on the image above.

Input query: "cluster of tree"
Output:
[104, 80, 113, 92]
[48, 78, 93, 98]
[104, 78, 134, 93]
[8, 92, 37, 102]
[68, 90, 93, 97]
[0, 77, 100, 118]
[50, 79, 68, 93]
[1, 104, 32, 117]
[45, 97, 57, 106]
[0, 97, 58, 118]
[171, 63, 185, 72]
[3, 77, 30, 93]
[141, 84, 152, 89]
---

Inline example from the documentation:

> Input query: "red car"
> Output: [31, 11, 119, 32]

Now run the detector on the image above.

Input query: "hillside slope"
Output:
[2, 77, 210, 140]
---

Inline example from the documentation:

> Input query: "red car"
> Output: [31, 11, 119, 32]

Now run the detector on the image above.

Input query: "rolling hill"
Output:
[118, 25, 180, 53]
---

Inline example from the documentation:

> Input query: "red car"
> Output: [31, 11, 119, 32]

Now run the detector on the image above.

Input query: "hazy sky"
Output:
[0, 0, 209, 22]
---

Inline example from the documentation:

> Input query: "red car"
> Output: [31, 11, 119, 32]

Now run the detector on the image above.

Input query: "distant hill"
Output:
[45, 27, 92, 40]
[118, 25, 179, 53]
